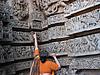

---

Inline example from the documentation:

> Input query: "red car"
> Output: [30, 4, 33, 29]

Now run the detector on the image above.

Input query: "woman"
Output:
[30, 32, 61, 75]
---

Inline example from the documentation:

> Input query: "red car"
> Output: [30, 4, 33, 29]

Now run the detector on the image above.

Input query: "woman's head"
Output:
[40, 50, 49, 63]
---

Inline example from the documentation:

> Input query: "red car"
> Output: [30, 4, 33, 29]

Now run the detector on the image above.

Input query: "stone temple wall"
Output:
[0, 0, 100, 75]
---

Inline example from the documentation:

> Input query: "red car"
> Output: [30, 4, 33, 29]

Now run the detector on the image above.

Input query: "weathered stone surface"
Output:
[13, 20, 30, 29]
[40, 0, 68, 15]
[66, 33, 100, 56]
[31, 20, 42, 29]
[0, 21, 3, 39]
[12, 31, 33, 43]
[16, 70, 30, 75]
[58, 57, 71, 66]
[65, 8, 100, 35]
[2, 45, 14, 62]
[13, 46, 33, 60]
[41, 19, 48, 29]
[70, 55, 100, 69]
[47, 14, 65, 25]
[2, 22, 13, 41]
[0, 69, 6, 75]
[15, 61, 32, 71]
[48, 25, 66, 40]
[39, 41, 67, 53]
[64, 0, 98, 15]
[0, 46, 5, 63]
[32, 11, 43, 21]
[56, 67, 69, 75]
[77, 70, 100, 75]
[12, 0, 29, 21]
[4, 64, 16, 75]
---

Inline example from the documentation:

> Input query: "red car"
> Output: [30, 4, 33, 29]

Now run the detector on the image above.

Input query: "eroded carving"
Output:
[13, 46, 32, 60]
[65, 9, 100, 35]
[15, 61, 32, 71]
[13, 31, 32, 43]
[40, 0, 69, 15]
[70, 56, 100, 69]
[66, 33, 100, 56]
[12, 0, 29, 21]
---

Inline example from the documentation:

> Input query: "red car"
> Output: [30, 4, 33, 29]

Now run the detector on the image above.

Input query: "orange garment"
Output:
[34, 48, 59, 73]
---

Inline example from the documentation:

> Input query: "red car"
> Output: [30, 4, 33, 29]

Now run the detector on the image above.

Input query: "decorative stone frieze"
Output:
[70, 55, 100, 69]
[12, 0, 29, 21]
[64, 0, 98, 15]
[65, 8, 100, 35]
[40, 0, 69, 16]
[12, 31, 33, 43]
[13, 46, 33, 60]
[15, 61, 32, 71]
[66, 33, 100, 56]
[47, 14, 65, 25]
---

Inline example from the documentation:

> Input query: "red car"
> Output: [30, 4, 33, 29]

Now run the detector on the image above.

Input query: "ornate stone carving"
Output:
[15, 61, 32, 71]
[66, 33, 100, 56]
[13, 31, 33, 43]
[13, 46, 32, 60]
[0, 69, 6, 75]
[0, 21, 3, 39]
[0, 46, 5, 63]
[70, 56, 100, 69]
[12, 0, 29, 21]
[48, 25, 66, 40]
[40, 0, 69, 15]
[56, 67, 69, 75]
[31, 21, 42, 29]
[64, 0, 97, 15]
[39, 41, 67, 53]
[14, 20, 29, 29]
[65, 8, 100, 35]
[4, 64, 16, 75]
[47, 14, 65, 25]
[2, 45, 14, 62]
[2, 22, 13, 41]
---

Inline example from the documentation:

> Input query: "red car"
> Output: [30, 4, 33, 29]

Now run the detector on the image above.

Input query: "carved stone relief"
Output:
[0, 69, 6, 75]
[31, 21, 42, 29]
[0, 21, 3, 39]
[15, 61, 32, 71]
[48, 25, 66, 40]
[12, 0, 29, 21]
[65, 8, 100, 35]
[56, 67, 69, 75]
[0, 46, 5, 63]
[14, 20, 29, 29]
[39, 41, 67, 53]
[2, 45, 14, 62]
[70, 55, 100, 69]
[12, 31, 33, 43]
[40, 0, 69, 15]
[13, 46, 32, 60]
[4, 64, 16, 75]
[66, 33, 100, 56]
[64, 0, 98, 15]
[47, 14, 65, 25]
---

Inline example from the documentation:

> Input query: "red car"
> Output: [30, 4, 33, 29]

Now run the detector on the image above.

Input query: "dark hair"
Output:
[40, 50, 49, 63]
